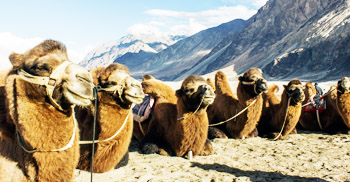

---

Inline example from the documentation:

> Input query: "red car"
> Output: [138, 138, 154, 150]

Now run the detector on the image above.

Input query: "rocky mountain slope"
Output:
[79, 34, 185, 70]
[131, 19, 248, 80]
[197, 0, 350, 81]
[81, 0, 350, 82]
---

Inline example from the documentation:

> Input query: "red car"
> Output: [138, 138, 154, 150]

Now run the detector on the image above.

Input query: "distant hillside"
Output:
[132, 19, 248, 80]
[79, 34, 185, 71]
[196, 0, 350, 81]
[81, 0, 350, 82]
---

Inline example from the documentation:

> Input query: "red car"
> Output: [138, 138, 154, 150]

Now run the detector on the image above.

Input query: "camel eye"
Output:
[30, 63, 52, 76]
[184, 88, 194, 93]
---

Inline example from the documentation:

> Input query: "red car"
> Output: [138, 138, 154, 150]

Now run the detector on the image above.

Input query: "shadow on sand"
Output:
[191, 162, 327, 182]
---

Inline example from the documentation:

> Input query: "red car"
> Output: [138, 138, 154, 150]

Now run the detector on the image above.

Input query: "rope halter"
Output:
[241, 77, 266, 95]
[18, 61, 73, 112]
[98, 77, 128, 104]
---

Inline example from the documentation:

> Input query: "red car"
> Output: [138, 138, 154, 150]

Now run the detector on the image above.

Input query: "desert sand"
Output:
[74, 78, 350, 182]
[74, 131, 350, 182]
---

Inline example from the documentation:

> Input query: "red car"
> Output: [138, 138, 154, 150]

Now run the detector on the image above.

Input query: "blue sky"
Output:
[0, 0, 267, 68]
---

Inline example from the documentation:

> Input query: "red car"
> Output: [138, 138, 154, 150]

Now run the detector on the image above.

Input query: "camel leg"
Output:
[115, 151, 129, 169]
[208, 127, 228, 139]
[247, 127, 258, 138]
[140, 127, 172, 155]
[289, 128, 297, 134]
[199, 139, 213, 156]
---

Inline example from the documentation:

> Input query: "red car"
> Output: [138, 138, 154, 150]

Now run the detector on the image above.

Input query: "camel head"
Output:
[284, 79, 305, 105]
[97, 63, 145, 107]
[239, 67, 267, 96]
[9, 40, 94, 111]
[337, 77, 350, 95]
[176, 75, 215, 111]
[303, 82, 316, 100]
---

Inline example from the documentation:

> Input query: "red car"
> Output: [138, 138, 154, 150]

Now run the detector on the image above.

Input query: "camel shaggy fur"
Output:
[299, 79, 350, 133]
[76, 63, 144, 173]
[258, 79, 305, 139]
[336, 77, 350, 131]
[207, 68, 267, 139]
[140, 75, 215, 157]
[0, 40, 94, 182]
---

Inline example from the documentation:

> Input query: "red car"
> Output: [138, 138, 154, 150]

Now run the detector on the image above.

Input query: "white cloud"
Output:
[0, 32, 43, 69]
[251, 0, 268, 8]
[128, 24, 164, 35]
[222, 0, 268, 8]
[129, 5, 257, 36]
[0, 32, 92, 69]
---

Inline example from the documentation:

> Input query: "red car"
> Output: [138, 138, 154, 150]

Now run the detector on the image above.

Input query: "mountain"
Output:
[131, 19, 248, 80]
[81, 0, 350, 82]
[79, 34, 186, 70]
[195, 0, 350, 81]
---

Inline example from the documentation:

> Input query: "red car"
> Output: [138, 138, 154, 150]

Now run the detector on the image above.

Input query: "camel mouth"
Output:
[203, 95, 215, 105]
[65, 88, 93, 106]
[124, 87, 145, 104]
[125, 94, 145, 104]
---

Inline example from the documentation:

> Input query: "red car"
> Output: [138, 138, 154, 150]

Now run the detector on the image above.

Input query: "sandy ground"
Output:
[74, 78, 349, 182]
[74, 131, 350, 182]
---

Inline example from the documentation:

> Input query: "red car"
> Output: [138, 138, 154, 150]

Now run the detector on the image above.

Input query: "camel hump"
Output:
[268, 84, 279, 94]
[142, 74, 155, 81]
[215, 71, 226, 82]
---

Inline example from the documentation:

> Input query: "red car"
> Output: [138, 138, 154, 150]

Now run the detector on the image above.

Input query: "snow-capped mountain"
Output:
[79, 33, 185, 70]
[81, 0, 350, 82]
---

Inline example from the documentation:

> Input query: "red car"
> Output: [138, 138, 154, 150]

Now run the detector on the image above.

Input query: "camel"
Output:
[258, 79, 305, 139]
[140, 75, 215, 157]
[207, 68, 268, 139]
[0, 40, 94, 182]
[76, 63, 145, 173]
[299, 78, 350, 133]
[132, 74, 158, 142]
[336, 77, 350, 131]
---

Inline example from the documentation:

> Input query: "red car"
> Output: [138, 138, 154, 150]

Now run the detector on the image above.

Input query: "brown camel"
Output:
[132, 74, 158, 142]
[258, 79, 305, 139]
[299, 79, 350, 133]
[336, 77, 350, 131]
[76, 63, 145, 173]
[207, 68, 268, 139]
[140, 75, 215, 157]
[0, 40, 94, 182]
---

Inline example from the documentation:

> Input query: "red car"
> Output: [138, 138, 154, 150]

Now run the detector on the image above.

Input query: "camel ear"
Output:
[9, 52, 23, 68]
[239, 76, 244, 82]
[176, 89, 183, 97]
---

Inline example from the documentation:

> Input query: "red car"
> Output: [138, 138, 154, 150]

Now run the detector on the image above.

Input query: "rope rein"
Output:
[272, 97, 291, 141]
[90, 87, 99, 182]
[209, 93, 261, 127]
[79, 87, 134, 144]
[79, 110, 132, 144]
[16, 105, 77, 153]
[177, 96, 205, 121]
[302, 87, 335, 107]
[315, 109, 323, 130]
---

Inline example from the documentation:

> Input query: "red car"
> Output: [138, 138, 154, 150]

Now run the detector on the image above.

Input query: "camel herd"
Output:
[0, 40, 349, 181]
